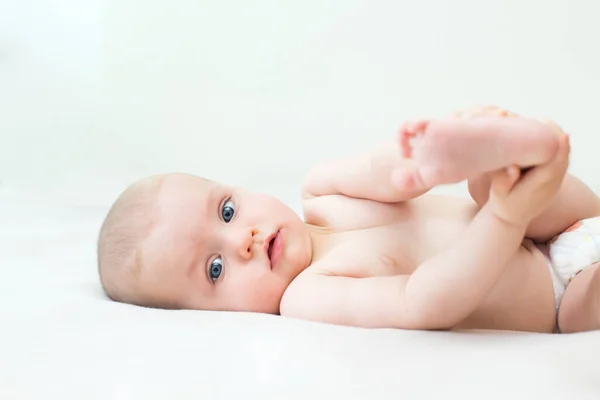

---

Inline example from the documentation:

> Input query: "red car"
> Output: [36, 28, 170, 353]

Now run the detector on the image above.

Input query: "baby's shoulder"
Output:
[279, 260, 335, 319]
[279, 253, 406, 327]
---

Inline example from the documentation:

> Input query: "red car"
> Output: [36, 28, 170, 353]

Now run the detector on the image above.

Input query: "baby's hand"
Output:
[486, 134, 570, 228]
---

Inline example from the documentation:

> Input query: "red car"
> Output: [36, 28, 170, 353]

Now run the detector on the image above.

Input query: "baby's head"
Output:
[97, 173, 313, 314]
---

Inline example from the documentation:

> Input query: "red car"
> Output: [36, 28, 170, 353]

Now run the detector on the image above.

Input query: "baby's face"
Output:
[140, 174, 312, 314]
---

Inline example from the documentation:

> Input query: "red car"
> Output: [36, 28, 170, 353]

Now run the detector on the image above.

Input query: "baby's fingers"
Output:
[490, 165, 521, 197]
[510, 134, 570, 191]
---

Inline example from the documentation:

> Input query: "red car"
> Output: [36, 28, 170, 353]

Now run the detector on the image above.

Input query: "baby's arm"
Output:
[282, 202, 526, 329]
[302, 139, 431, 203]
[404, 203, 527, 328]
[283, 136, 570, 329]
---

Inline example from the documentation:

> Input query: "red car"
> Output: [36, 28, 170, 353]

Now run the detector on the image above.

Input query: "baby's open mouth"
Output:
[267, 232, 277, 260]
[267, 236, 275, 260]
[266, 231, 279, 268]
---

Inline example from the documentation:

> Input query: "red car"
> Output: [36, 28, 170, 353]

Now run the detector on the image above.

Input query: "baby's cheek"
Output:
[233, 273, 284, 313]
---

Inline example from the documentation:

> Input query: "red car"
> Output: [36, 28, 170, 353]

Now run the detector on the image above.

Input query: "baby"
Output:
[97, 105, 600, 334]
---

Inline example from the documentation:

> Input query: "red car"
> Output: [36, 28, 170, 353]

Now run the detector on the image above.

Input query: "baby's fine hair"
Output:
[97, 175, 165, 306]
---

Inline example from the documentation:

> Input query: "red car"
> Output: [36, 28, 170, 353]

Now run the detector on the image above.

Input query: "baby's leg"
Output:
[458, 107, 600, 241]
[557, 263, 600, 333]
[470, 172, 600, 242]
[398, 117, 560, 188]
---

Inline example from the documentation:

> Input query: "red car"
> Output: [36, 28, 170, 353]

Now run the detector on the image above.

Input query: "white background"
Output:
[2, 0, 600, 207]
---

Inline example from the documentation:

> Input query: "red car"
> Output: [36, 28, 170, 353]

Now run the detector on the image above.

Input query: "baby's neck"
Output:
[305, 223, 335, 268]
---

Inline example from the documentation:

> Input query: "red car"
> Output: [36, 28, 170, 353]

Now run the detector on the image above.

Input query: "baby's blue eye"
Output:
[209, 257, 222, 281]
[221, 200, 235, 223]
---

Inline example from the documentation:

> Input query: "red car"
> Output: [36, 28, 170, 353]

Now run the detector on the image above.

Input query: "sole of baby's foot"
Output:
[397, 116, 561, 189]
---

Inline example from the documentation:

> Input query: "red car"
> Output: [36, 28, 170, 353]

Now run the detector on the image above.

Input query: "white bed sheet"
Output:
[1, 185, 599, 399]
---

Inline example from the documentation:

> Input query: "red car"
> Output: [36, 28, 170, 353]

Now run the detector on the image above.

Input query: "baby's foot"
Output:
[450, 104, 515, 120]
[397, 116, 561, 189]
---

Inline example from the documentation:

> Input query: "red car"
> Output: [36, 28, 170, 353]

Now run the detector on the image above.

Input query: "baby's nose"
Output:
[236, 227, 258, 259]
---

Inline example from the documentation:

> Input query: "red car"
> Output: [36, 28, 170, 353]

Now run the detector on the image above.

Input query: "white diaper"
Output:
[546, 216, 600, 309]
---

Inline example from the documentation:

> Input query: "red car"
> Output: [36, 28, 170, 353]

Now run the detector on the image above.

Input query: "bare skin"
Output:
[396, 116, 560, 190]
[281, 108, 599, 333]
[449, 106, 600, 332]
[456, 106, 600, 242]
[295, 194, 559, 332]
[134, 106, 600, 333]
[557, 262, 600, 332]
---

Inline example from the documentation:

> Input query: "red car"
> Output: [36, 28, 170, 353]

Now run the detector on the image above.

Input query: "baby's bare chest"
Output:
[306, 195, 479, 277]
[320, 227, 417, 277]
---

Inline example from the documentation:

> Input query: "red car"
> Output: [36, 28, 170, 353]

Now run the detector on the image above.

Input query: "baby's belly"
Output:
[455, 241, 558, 333]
